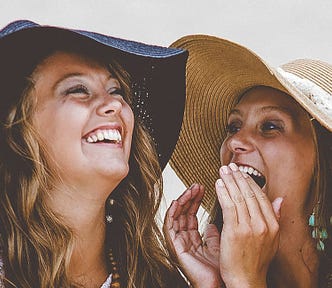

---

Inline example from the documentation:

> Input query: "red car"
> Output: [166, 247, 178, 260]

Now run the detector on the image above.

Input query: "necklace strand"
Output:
[109, 248, 121, 288]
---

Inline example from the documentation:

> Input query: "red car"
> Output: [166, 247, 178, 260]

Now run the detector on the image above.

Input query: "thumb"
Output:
[271, 197, 283, 219]
[203, 224, 220, 250]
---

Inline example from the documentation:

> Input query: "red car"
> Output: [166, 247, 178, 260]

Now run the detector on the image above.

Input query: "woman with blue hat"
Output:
[0, 20, 188, 287]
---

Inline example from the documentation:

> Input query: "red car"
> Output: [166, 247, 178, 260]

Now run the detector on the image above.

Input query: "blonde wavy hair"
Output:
[0, 49, 186, 287]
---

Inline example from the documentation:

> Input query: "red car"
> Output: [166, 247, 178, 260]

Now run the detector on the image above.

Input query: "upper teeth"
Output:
[238, 165, 262, 177]
[86, 129, 121, 143]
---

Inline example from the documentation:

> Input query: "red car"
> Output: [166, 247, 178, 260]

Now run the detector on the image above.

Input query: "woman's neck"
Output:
[269, 215, 319, 288]
[69, 203, 109, 287]
[47, 187, 110, 287]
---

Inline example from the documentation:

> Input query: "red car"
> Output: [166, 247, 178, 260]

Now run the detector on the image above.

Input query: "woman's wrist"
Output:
[189, 275, 223, 288]
[223, 277, 267, 288]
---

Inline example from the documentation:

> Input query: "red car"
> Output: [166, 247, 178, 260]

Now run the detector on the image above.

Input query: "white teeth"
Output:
[238, 165, 263, 178]
[85, 129, 122, 143]
[97, 132, 104, 141]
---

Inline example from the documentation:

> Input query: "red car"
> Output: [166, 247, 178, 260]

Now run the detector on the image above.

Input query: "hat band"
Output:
[277, 68, 332, 118]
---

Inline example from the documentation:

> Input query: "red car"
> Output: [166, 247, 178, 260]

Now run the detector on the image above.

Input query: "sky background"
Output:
[2, 0, 332, 218]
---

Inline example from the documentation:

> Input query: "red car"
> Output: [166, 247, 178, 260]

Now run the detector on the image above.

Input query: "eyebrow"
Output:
[229, 106, 294, 118]
[54, 73, 85, 89]
[53, 72, 116, 91]
[259, 106, 294, 118]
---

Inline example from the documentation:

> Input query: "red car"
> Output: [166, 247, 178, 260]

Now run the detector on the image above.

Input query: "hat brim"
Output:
[169, 35, 332, 210]
[0, 20, 188, 170]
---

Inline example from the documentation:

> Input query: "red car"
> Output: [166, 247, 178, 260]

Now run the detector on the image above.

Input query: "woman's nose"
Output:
[96, 94, 123, 117]
[227, 130, 254, 154]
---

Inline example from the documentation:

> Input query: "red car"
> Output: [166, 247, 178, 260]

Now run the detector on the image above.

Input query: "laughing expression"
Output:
[220, 86, 316, 211]
[32, 51, 134, 193]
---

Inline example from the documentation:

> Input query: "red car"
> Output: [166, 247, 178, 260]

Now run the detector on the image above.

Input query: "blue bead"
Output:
[309, 214, 315, 226]
[320, 229, 328, 239]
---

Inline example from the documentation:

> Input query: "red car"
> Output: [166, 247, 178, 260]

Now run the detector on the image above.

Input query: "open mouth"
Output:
[238, 165, 266, 188]
[85, 129, 122, 144]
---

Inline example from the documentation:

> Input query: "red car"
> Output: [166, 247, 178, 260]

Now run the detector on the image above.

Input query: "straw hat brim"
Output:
[170, 35, 332, 210]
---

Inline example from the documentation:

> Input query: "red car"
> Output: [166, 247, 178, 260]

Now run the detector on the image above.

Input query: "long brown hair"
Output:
[312, 121, 332, 288]
[0, 50, 187, 287]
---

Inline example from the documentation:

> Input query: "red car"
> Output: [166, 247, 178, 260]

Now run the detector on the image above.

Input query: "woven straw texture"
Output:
[169, 34, 332, 211]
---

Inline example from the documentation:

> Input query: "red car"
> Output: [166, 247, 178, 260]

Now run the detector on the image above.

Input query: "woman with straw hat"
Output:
[164, 35, 332, 287]
[0, 20, 190, 287]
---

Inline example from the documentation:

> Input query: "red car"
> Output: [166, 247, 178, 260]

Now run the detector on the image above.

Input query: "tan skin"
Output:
[164, 86, 318, 287]
[32, 51, 134, 287]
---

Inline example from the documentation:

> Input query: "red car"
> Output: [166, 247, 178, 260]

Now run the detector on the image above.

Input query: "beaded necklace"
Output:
[109, 248, 120, 288]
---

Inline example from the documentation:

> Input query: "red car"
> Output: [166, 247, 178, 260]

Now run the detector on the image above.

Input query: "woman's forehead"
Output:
[236, 86, 304, 114]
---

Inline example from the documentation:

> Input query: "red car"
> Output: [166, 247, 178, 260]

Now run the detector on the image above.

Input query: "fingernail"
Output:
[229, 163, 238, 172]
[275, 197, 284, 207]
[220, 166, 229, 175]
[189, 183, 196, 189]
[242, 172, 249, 178]
[272, 197, 283, 218]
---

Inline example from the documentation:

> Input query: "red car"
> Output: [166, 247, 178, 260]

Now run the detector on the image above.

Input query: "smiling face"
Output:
[220, 86, 316, 214]
[31, 51, 134, 195]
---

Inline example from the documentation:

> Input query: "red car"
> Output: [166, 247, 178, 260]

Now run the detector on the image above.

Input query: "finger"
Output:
[174, 184, 198, 217]
[187, 184, 204, 216]
[219, 165, 250, 223]
[163, 200, 179, 241]
[246, 176, 279, 226]
[271, 197, 283, 219]
[188, 230, 203, 250]
[228, 163, 264, 222]
[179, 213, 188, 231]
[187, 212, 199, 230]
[172, 186, 194, 219]
[186, 185, 204, 230]
[215, 178, 238, 227]
[203, 224, 220, 250]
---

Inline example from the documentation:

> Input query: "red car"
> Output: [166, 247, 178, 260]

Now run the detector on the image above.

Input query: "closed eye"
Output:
[109, 88, 124, 97]
[65, 84, 89, 95]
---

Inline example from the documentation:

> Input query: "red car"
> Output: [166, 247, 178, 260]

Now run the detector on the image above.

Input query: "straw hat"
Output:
[0, 20, 188, 170]
[169, 34, 332, 210]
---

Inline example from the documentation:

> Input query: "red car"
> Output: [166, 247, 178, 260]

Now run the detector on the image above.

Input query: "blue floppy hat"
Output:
[0, 20, 188, 170]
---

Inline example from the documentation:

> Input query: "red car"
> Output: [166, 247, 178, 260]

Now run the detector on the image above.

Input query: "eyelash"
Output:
[226, 121, 241, 134]
[109, 88, 124, 97]
[260, 121, 284, 132]
[226, 120, 284, 135]
[65, 86, 125, 100]
[65, 85, 89, 95]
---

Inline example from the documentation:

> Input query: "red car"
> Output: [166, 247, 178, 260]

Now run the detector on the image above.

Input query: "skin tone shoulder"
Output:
[31, 51, 134, 286]
[164, 86, 319, 287]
